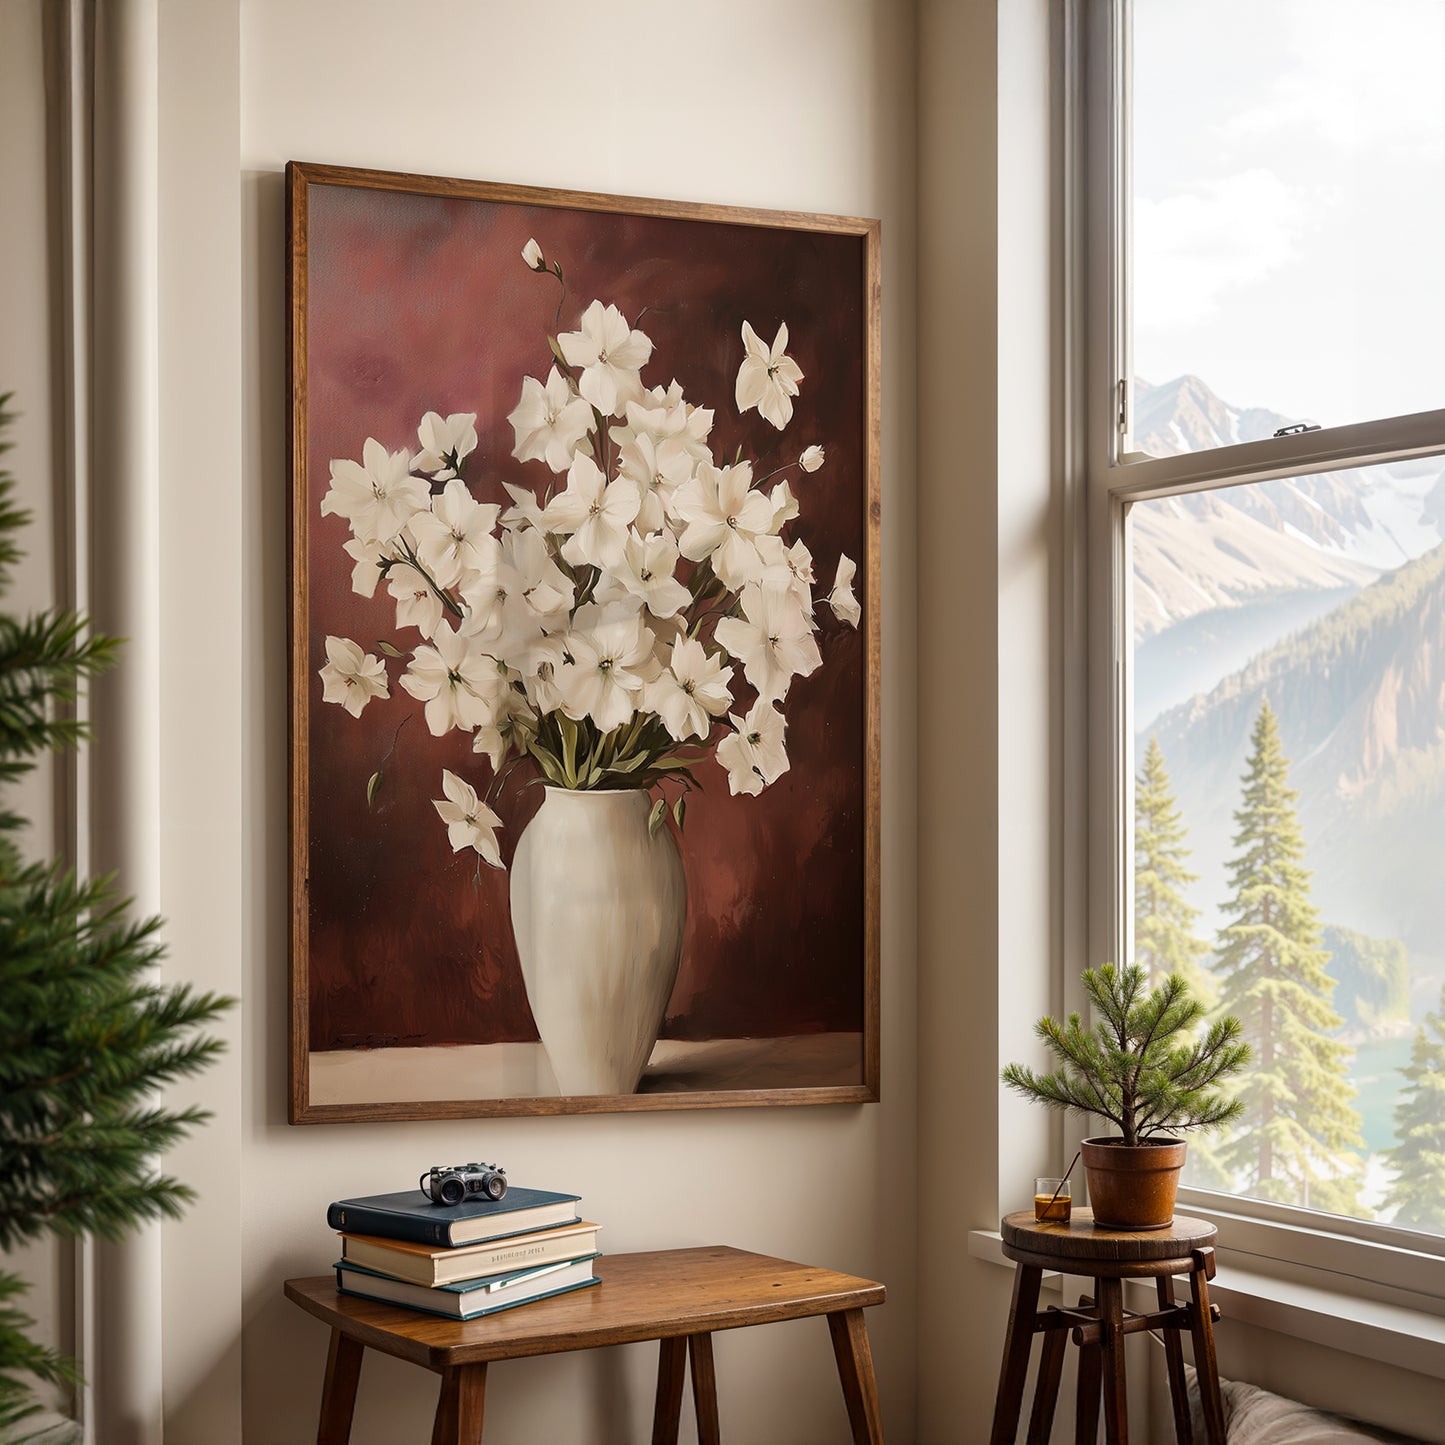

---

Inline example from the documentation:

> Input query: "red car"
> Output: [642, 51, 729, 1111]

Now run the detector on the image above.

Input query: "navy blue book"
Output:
[326, 1185, 581, 1248]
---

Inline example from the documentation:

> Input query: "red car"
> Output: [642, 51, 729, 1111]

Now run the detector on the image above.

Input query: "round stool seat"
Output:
[1001, 1208, 1218, 1278]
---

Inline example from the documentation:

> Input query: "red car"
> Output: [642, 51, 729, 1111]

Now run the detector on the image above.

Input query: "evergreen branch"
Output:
[1, 1176, 200, 1248]
[1004, 963, 1248, 1146]
[0, 1270, 81, 1431]
[0, 394, 32, 598]
[0, 611, 119, 765]
[1001, 1063, 1121, 1131]
[1124, 969, 1188, 1096]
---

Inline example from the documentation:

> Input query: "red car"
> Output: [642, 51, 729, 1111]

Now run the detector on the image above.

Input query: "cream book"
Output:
[335, 1254, 601, 1320]
[340, 1220, 601, 1287]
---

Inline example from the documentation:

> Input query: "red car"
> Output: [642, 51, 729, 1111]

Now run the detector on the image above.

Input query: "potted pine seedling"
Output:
[1002, 963, 1249, 1229]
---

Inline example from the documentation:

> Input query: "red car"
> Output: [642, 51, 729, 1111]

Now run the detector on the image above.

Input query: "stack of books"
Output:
[326, 1183, 600, 1321]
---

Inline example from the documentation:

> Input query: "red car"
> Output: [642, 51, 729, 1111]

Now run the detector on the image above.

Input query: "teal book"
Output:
[326, 1185, 581, 1247]
[334, 1253, 601, 1320]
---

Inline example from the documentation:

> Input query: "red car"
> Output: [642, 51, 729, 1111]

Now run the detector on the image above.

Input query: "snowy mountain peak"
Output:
[1133, 374, 1300, 456]
[1131, 376, 1443, 645]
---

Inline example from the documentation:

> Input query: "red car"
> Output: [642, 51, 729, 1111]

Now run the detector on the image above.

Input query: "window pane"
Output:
[1129, 459, 1445, 1237]
[1131, 0, 1445, 451]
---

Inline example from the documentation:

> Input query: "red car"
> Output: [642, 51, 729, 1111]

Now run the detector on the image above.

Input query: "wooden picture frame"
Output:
[287, 161, 880, 1122]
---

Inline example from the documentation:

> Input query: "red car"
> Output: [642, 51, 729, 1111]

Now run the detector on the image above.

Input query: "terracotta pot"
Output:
[1081, 1136, 1187, 1230]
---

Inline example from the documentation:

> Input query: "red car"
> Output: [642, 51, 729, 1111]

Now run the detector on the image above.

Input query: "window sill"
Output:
[967, 1229, 1445, 1382]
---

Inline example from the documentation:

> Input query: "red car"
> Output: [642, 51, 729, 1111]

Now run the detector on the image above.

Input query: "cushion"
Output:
[1222, 1377, 1424, 1443]
[1187, 1365, 1425, 1443]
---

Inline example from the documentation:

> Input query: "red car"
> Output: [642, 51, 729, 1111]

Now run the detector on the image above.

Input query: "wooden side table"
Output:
[987, 1208, 1225, 1445]
[285, 1244, 886, 1444]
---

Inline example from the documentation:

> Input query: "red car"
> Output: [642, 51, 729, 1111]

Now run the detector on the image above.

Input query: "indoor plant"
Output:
[1001, 963, 1249, 1228]
[316, 240, 861, 1096]
[0, 398, 231, 1435]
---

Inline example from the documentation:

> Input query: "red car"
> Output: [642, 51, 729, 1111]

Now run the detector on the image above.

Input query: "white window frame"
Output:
[1082, 0, 1445, 1309]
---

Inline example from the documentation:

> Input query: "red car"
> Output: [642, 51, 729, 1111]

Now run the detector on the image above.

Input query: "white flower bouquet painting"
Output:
[288, 165, 880, 1121]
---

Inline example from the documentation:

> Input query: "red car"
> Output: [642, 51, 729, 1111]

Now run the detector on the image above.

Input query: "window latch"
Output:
[1273, 422, 1321, 438]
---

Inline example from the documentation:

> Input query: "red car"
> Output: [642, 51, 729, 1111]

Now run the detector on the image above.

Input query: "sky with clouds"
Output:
[1132, 0, 1445, 429]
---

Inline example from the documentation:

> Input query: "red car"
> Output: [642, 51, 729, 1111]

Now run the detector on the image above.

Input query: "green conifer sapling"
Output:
[1002, 963, 1249, 1146]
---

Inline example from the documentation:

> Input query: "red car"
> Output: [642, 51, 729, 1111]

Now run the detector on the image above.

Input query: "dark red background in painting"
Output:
[302, 180, 868, 1055]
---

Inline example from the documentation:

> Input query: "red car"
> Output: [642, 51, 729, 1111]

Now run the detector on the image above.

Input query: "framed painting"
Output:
[287, 161, 880, 1122]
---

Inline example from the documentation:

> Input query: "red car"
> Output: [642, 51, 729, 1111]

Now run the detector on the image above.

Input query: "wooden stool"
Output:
[987, 1208, 1225, 1445]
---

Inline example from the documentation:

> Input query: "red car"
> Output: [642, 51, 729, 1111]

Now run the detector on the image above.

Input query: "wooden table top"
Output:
[1000, 1207, 1217, 1271]
[285, 1245, 886, 1370]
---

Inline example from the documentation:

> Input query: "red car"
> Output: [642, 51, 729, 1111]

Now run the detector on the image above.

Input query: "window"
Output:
[1086, 0, 1445, 1282]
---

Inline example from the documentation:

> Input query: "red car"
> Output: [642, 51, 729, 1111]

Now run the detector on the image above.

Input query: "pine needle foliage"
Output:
[0, 1273, 78, 1434]
[1382, 986, 1445, 1234]
[0, 397, 232, 1428]
[1002, 963, 1250, 1146]
[1212, 700, 1366, 1214]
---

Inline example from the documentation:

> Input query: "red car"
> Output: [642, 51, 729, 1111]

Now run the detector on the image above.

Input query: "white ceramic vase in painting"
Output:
[509, 787, 686, 1096]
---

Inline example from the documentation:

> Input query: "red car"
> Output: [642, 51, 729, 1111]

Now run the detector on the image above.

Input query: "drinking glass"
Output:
[1034, 1177, 1072, 1222]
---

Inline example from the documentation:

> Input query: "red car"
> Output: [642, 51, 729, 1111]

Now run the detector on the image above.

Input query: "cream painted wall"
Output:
[157, 1, 246, 1438]
[915, 0, 1015, 1427]
[232, 2, 918, 1443]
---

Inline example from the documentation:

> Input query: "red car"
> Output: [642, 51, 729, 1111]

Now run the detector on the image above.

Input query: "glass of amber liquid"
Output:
[1034, 1177, 1072, 1222]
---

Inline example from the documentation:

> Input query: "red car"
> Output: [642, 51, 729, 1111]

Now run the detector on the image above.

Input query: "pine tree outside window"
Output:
[1133, 735, 1212, 1009]
[1383, 986, 1445, 1235]
[1081, 0, 1445, 1299]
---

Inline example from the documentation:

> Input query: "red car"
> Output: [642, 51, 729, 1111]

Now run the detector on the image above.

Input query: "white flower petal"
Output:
[828, 553, 862, 627]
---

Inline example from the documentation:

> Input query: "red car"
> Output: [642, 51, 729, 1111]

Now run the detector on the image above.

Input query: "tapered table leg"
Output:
[651, 1336, 688, 1445]
[828, 1307, 886, 1444]
[316, 1328, 363, 1445]
[989, 1263, 1043, 1445]
[689, 1332, 721, 1445]
[1027, 1315, 1068, 1445]
[1156, 1275, 1193, 1444]
[1074, 1290, 1101, 1445]
[1075, 1338, 1101, 1444]
[430, 1363, 487, 1445]
[1189, 1251, 1226, 1445]
[1097, 1277, 1128, 1445]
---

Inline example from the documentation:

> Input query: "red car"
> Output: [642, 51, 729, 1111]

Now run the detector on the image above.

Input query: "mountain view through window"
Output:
[1130, 404, 1445, 1234]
